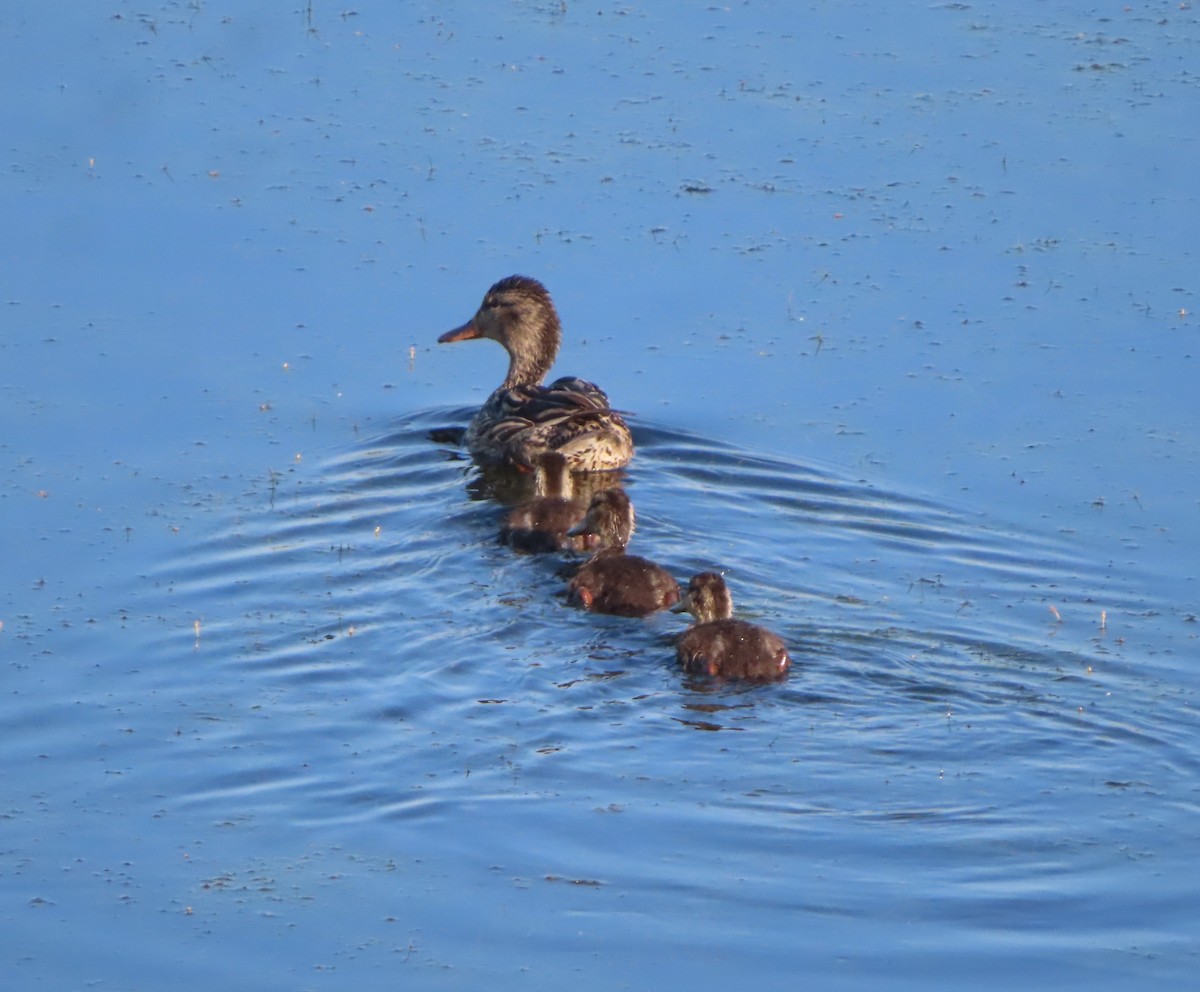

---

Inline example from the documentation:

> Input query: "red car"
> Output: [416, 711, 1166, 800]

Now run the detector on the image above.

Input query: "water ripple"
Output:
[142, 407, 1197, 834]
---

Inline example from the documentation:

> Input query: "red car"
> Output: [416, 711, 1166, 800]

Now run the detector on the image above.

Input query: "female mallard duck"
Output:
[438, 275, 634, 472]
[499, 451, 588, 554]
[565, 489, 680, 617]
[673, 572, 790, 681]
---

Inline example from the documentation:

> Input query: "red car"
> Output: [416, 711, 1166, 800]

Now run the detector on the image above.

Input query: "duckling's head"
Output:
[672, 571, 734, 624]
[567, 488, 634, 551]
[438, 275, 562, 388]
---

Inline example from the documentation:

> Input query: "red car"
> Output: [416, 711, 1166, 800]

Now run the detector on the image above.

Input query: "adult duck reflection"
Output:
[499, 451, 588, 554]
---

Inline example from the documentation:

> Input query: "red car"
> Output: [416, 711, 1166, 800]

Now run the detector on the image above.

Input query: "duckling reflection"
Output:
[565, 489, 680, 617]
[437, 275, 634, 472]
[673, 572, 790, 681]
[499, 451, 587, 554]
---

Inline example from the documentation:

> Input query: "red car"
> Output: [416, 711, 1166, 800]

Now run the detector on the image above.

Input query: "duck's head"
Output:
[567, 488, 634, 551]
[672, 571, 734, 623]
[438, 275, 562, 388]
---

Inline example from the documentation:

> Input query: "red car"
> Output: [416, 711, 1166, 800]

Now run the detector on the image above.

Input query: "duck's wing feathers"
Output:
[504, 377, 613, 419]
[544, 376, 612, 407]
[474, 379, 632, 471]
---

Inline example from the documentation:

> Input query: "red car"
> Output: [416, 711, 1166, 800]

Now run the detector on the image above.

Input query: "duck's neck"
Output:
[501, 306, 561, 389]
[594, 516, 632, 552]
[699, 589, 734, 623]
[503, 349, 554, 389]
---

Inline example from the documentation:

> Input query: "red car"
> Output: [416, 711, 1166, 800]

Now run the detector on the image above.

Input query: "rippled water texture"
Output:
[3, 1, 1198, 989]
[10, 410, 1198, 988]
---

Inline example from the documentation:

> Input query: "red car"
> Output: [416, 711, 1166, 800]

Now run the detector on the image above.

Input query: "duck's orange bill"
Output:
[438, 321, 482, 344]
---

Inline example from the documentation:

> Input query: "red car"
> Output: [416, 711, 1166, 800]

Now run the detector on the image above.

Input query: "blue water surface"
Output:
[2, 2, 1198, 989]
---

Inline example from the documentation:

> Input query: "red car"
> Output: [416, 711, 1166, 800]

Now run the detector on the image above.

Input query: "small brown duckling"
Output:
[565, 489, 680, 617]
[499, 451, 587, 554]
[673, 572, 790, 681]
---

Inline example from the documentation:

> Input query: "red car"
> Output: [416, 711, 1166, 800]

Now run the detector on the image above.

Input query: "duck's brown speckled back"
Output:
[677, 618, 790, 681]
[568, 548, 681, 617]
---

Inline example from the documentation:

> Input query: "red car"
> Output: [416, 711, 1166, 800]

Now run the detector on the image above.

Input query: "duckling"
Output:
[438, 275, 634, 472]
[565, 489, 680, 617]
[499, 451, 587, 554]
[673, 572, 790, 681]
